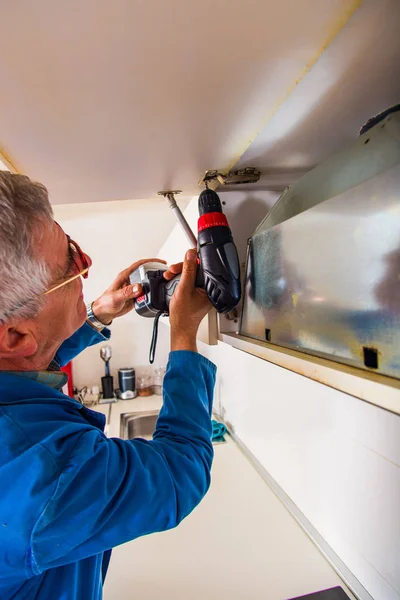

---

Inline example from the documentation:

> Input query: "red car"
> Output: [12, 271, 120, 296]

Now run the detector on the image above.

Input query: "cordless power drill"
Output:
[130, 189, 241, 317]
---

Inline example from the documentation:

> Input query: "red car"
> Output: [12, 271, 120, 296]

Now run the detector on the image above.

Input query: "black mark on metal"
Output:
[363, 347, 378, 369]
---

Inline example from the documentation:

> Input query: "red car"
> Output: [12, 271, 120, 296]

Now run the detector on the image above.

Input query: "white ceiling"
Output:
[229, 0, 400, 192]
[0, 0, 399, 204]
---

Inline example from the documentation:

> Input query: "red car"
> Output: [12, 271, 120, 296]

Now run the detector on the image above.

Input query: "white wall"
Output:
[53, 197, 189, 389]
[158, 191, 400, 600]
[199, 341, 400, 600]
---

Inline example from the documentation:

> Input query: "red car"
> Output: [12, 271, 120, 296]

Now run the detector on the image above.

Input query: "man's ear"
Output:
[0, 322, 38, 358]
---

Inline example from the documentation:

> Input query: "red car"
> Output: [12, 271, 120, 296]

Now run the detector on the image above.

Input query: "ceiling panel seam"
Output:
[225, 0, 365, 175]
[1, 0, 365, 184]
[0, 147, 19, 173]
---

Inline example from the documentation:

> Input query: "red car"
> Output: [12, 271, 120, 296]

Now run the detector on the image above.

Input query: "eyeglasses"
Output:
[43, 235, 89, 296]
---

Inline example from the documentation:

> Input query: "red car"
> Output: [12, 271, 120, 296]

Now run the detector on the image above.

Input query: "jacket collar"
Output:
[0, 371, 106, 431]
[0, 371, 81, 407]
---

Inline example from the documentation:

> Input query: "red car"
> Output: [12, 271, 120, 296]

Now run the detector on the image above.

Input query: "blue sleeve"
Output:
[29, 351, 216, 574]
[54, 321, 111, 367]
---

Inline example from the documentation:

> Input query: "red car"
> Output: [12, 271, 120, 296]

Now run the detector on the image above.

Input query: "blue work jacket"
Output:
[0, 323, 215, 599]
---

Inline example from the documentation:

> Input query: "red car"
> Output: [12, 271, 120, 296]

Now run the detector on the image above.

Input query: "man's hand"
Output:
[169, 249, 212, 352]
[92, 258, 168, 325]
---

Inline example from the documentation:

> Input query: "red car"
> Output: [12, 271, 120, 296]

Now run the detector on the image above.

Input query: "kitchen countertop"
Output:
[88, 399, 354, 600]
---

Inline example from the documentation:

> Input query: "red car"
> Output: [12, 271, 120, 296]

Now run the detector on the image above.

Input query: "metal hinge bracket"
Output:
[199, 167, 261, 187]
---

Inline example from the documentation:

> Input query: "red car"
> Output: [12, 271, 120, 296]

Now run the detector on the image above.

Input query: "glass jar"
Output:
[153, 366, 166, 395]
[137, 374, 152, 397]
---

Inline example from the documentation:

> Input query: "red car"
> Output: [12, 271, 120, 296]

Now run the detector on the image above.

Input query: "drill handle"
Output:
[164, 265, 204, 310]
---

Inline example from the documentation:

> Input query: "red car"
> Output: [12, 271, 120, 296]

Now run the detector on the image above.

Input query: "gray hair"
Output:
[0, 171, 54, 324]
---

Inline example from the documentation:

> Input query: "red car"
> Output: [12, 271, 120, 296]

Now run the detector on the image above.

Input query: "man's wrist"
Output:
[92, 299, 113, 326]
[86, 301, 112, 331]
[170, 330, 198, 352]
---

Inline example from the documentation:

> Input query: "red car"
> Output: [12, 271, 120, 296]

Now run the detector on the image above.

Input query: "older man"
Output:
[0, 171, 215, 599]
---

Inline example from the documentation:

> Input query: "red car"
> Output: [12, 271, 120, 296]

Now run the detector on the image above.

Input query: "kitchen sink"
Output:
[120, 410, 159, 440]
[120, 410, 227, 444]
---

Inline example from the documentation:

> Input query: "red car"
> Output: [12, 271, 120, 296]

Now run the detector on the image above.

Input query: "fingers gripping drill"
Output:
[129, 189, 241, 319]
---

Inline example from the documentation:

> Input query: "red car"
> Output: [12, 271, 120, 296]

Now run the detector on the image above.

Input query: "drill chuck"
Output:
[198, 188, 223, 215]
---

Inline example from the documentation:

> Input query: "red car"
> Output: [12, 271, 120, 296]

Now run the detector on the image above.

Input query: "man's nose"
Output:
[84, 253, 93, 269]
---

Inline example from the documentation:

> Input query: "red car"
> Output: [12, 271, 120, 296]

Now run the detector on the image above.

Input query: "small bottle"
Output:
[137, 373, 153, 397]
[153, 366, 166, 395]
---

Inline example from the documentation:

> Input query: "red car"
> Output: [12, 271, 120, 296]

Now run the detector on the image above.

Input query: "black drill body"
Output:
[196, 189, 241, 313]
[130, 189, 241, 316]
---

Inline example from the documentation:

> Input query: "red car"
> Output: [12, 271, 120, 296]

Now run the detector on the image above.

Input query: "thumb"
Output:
[179, 248, 198, 291]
